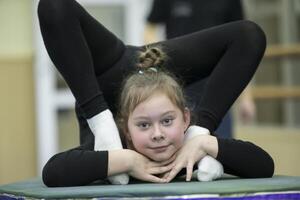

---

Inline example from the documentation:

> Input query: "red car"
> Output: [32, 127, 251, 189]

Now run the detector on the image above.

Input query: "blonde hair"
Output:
[117, 46, 187, 138]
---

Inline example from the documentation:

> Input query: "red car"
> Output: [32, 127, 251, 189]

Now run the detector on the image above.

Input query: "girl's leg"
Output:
[38, 0, 129, 184]
[156, 20, 266, 132]
[185, 80, 233, 138]
[38, 0, 125, 118]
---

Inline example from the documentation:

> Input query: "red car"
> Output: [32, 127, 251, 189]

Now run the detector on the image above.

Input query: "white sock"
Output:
[87, 109, 129, 185]
[184, 125, 223, 181]
[197, 155, 223, 181]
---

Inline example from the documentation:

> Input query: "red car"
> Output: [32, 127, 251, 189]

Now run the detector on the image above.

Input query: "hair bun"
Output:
[138, 46, 166, 69]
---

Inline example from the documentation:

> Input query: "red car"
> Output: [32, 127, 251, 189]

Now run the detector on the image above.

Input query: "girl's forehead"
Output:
[131, 93, 179, 117]
[137, 92, 173, 107]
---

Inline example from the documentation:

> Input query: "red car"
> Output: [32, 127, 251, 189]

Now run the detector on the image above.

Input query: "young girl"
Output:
[38, 0, 274, 187]
[116, 47, 225, 183]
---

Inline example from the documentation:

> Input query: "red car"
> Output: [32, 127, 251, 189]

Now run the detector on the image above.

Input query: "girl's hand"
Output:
[165, 135, 207, 182]
[127, 150, 175, 183]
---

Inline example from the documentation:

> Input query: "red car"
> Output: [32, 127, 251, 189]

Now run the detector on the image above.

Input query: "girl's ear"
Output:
[183, 107, 191, 131]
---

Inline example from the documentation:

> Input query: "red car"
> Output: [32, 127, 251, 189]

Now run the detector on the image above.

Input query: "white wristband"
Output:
[184, 125, 210, 141]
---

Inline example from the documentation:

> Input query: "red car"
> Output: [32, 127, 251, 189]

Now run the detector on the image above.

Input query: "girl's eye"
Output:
[162, 118, 173, 126]
[138, 122, 150, 129]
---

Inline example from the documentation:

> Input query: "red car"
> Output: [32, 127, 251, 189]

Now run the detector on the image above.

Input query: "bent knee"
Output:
[236, 20, 266, 50]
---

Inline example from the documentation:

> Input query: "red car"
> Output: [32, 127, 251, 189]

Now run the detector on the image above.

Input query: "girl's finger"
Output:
[186, 161, 194, 181]
[144, 174, 167, 183]
[149, 164, 173, 174]
[166, 164, 183, 182]
[162, 171, 170, 179]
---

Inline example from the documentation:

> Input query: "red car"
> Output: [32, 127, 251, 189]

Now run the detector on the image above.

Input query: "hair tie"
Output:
[148, 67, 158, 72]
[138, 67, 158, 75]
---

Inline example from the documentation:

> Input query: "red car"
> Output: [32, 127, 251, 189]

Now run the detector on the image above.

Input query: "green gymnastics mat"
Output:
[0, 176, 300, 199]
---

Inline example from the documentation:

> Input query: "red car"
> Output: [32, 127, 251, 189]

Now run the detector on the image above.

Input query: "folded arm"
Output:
[216, 137, 274, 178]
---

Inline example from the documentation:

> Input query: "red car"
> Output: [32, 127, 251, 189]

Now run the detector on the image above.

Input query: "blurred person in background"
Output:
[145, 0, 256, 138]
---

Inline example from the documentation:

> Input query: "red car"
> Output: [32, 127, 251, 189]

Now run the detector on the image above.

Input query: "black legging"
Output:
[38, 0, 274, 187]
[38, 0, 266, 133]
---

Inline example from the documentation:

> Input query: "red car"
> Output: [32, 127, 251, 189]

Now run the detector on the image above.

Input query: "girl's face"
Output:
[127, 92, 190, 162]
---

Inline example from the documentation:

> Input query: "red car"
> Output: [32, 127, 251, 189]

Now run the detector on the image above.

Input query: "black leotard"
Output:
[38, 0, 274, 187]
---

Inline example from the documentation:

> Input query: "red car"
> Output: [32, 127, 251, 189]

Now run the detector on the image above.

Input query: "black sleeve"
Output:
[42, 143, 108, 187]
[42, 104, 109, 187]
[147, 0, 169, 24]
[216, 138, 274, 178]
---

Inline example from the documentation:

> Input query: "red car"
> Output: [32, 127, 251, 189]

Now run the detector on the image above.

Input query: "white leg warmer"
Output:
[87, 109, 129, 185]
[184, 125, 224, 181]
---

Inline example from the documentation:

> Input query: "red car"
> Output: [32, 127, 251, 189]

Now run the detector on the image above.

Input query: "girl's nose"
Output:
[151, 126, 165, 142]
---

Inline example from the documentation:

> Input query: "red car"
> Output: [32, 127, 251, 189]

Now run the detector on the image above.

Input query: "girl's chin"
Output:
[147, 151, 174, 162]
[150, 155, 170, 162]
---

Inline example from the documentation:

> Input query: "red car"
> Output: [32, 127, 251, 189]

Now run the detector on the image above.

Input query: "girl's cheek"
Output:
[168, 126, 185, 138]
[131, 132, 149, 148]
[168, 127, 185, 145]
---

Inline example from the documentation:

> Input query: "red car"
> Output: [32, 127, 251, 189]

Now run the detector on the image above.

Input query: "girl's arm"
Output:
[215, 137, 274, 178]
[199, 135, 274, 178]
[201, 135, 274, 178]
[43, 145, 171, 187]
[109, 149, 174, 183]
[42, 141, 109, 187]
[166, 135, 274, 182]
